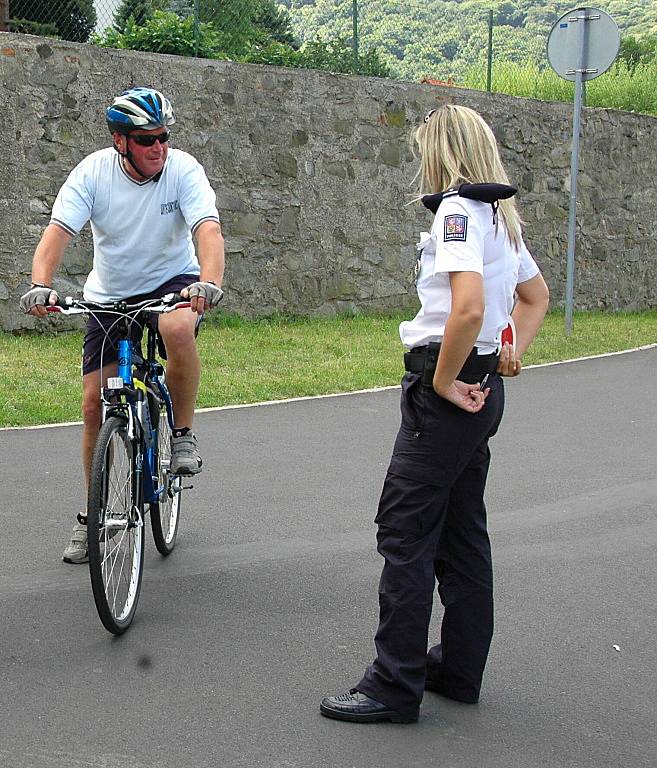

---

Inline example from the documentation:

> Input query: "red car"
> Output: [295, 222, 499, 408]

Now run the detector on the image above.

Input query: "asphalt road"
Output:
[1, 349, 656, 768]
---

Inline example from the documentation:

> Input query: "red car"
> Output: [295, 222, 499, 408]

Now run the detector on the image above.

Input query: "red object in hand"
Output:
[500, 317, 516, 351]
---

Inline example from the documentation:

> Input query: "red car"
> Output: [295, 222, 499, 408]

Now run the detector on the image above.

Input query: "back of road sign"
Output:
[547, 7, 620, 82]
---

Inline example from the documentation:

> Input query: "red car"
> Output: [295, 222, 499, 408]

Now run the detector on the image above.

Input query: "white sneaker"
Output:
[62, 522, 88, 564]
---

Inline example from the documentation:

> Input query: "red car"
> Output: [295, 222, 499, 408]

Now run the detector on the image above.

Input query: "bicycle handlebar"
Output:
[45, 292, 191, 315]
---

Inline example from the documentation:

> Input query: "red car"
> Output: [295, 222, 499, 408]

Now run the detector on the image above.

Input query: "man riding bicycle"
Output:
[19, 87, 225, 565]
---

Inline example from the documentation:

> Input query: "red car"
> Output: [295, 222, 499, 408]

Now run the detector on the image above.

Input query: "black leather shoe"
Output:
[320, 689, 418, 723]
[424, 677, 479, 703]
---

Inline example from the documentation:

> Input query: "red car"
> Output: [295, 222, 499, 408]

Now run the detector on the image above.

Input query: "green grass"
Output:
[464, 60, 657, 117]
[1, 309, 655, 428]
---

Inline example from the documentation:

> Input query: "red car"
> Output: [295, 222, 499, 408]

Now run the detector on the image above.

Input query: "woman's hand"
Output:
[496, 342, 522, 377]
[434, 379, 489, 413]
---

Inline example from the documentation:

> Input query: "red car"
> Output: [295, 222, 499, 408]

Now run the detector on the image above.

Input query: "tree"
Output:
[252, 0, 297, 47]
[9, 0, 96, 42]
[618, 34, 657, 72]
[113, 0, 169, 33]
[494, 1, 526, 28]
[193, 0, 297, 54]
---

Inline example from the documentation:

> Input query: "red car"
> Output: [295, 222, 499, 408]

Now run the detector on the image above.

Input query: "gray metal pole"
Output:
[0, 0, 9, 31]
[194, 0, 200, 57]
[352, 0, 359, 73]
[565, 9, 587, 335]
[487, 9, 493, 92]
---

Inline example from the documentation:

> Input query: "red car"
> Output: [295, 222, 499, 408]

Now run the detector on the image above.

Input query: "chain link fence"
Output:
[6, 0, 97, 40]
[2, 0, 656, 115]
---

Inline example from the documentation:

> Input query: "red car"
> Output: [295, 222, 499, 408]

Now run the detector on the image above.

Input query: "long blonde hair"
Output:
[412, 104, 522, 250]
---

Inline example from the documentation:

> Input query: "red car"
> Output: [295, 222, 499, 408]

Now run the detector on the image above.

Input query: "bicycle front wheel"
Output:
[88, 416, 145, 635]
[150, 399, 181, 556]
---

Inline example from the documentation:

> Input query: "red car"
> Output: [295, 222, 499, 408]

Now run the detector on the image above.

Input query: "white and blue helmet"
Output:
[106, 87, 175, 135]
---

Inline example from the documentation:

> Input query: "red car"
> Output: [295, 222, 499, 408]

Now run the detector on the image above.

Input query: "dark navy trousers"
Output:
[356, 371, 505, 718]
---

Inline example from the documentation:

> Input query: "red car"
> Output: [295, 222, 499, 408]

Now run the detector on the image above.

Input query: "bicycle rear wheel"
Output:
[149, 398, 181, 555]
[88, 415, 145, 635]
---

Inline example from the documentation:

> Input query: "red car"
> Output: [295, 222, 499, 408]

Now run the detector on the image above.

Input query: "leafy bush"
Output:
[243, 37, 390, 77]
[95, 7, 389, 77]
[8, 18, 58, 37]
[94, 11, 223, 59]
[240, 41, 300, 67]
[296, 38, 390, 76]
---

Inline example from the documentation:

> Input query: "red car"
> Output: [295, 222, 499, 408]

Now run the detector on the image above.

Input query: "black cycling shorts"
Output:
[81, 273, 199, 376]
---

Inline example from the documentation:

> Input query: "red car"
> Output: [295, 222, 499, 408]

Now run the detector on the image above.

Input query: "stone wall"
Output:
[1, 33, 656, 331]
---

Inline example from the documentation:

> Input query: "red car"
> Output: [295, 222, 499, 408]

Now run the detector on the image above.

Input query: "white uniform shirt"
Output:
[399, 196, 539, 352]
[50, 147, 220, 302]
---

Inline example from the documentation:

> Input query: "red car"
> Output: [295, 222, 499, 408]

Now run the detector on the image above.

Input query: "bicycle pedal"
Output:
[182, 484, 194, 491]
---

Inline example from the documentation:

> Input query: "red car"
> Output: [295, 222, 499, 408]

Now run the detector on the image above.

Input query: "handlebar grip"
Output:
[160, 292, 191, 310]
[45, 296, 81, 313]
[45, 297, 68, 311]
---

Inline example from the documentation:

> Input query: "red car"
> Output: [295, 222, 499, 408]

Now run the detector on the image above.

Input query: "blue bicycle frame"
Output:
[114, 333, 174, 506]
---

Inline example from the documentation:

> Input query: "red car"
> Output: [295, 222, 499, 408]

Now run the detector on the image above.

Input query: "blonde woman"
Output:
[321, 105, 549, 724]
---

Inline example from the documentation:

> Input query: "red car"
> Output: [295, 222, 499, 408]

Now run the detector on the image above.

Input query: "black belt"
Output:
[404, 342, 499, 386]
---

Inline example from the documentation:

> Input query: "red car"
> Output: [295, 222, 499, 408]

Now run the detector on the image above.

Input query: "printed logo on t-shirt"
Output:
[161, 200, 180, 215]
[444, 214, 468, 242]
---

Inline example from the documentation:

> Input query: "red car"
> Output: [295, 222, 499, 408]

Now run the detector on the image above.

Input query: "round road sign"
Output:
[547, 7, 620, 82]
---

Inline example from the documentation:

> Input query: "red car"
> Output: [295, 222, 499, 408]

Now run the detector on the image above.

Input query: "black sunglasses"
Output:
[424, 109, 436, 123]
[129, 131, 170, 146]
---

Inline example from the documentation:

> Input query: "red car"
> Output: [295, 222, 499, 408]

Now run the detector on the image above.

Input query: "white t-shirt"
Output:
[399, 196, 539, 352]
[51, 147, 220, 302]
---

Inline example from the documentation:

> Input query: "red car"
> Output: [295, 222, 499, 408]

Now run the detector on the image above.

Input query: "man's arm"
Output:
[26, 223, 73, 316]
[195, 220, 224, 287]
[181, 221, 225, 315]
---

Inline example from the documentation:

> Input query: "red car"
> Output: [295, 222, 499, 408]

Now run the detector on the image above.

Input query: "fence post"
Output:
[194, 0, 200, 57]
[352, 0, 359, 73]
[0, 0, 9, 32]
[486, 9, 493, 92]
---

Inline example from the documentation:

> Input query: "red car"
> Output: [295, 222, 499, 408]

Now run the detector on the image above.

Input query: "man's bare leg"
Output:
[158, 309, 202, 474]
[158, 309, 200, 427]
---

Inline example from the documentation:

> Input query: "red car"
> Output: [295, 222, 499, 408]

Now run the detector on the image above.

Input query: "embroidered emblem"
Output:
[161, 200, 180, 215]
[444, 214, 468, 242]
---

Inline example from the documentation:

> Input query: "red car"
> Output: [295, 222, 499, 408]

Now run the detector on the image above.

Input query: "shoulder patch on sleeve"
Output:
[444, 214, 468, 242]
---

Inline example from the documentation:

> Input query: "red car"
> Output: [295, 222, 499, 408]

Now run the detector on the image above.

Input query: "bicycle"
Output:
[48, 293, 191, 634]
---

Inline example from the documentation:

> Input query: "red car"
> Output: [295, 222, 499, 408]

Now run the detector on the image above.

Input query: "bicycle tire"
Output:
[88, 415, 145, 635]
[149, 395, 181, 556]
